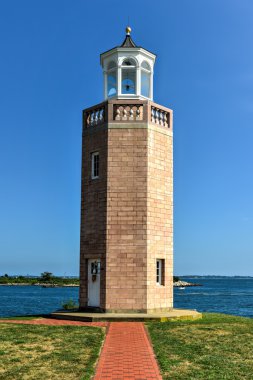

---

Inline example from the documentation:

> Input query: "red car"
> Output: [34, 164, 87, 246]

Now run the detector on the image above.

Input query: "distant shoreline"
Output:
[0, 283, 79, 287]
[0, 273, 79, 287]
[1, 282, 203, 288]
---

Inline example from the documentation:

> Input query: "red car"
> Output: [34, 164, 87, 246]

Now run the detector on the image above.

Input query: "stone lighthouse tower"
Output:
[79, 27, 173, 313]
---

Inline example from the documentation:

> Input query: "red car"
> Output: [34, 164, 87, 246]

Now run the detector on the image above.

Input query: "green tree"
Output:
[0, 276, 8, 284]
[40, 272, 53, 282]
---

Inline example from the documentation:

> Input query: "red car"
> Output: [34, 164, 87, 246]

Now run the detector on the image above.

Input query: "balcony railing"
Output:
[84, 105, 105, 127]
[83, 100, 172, 130]
[151, 106, 170, 128]
[114, 104, 143, 121]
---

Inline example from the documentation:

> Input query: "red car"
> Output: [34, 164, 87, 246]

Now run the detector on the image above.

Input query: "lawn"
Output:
[0, 323, 104, 380]
[147, 313, 253, 380]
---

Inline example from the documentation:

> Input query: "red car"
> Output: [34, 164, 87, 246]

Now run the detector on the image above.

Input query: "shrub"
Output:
[62, 299, 79, 310]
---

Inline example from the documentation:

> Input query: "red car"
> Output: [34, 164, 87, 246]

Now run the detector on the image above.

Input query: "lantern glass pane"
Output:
[141, 70, 150, 98]
[107, 61, 116, 70]
[107, 71, 117, 97]
[122, 69, 136, 94]
[141, 61, 150, 70]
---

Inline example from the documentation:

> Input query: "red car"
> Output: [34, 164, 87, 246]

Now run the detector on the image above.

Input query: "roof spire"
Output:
[121, 26, 137, 48]
[126, 26, 132, 35]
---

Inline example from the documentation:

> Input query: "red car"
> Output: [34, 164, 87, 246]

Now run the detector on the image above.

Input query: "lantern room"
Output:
[100, 27, 156, 101]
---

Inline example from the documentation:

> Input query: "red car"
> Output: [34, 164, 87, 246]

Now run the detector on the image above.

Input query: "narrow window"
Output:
[156, 259, 165, 285]
[91, 152, 99, 179]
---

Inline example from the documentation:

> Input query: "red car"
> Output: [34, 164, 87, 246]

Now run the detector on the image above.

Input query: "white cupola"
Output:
[100, 27, 156, 101]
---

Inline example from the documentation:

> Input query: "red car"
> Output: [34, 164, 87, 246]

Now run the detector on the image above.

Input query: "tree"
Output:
[40, 272, 53, 282]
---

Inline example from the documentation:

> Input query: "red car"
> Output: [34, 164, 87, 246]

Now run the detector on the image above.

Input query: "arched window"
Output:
[141, 61, 151, 98]
[107, 61, 116, 70]
[107, 61, 117, 98]
[141, 61, 150, 70]
[121, 58, 136, 95]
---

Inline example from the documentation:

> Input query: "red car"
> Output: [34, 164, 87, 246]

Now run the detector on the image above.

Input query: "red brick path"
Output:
[0, 319, 162, 379]
[94, 322, 162, 380]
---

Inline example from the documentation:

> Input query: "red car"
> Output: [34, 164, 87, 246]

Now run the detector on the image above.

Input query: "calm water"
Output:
[0, 277, 253, 318]
[175, 277, 253, 318]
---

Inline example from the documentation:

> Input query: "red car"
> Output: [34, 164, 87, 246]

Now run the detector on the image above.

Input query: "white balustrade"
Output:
[151, 106, 169, 128]
[85, 106, 105, 127]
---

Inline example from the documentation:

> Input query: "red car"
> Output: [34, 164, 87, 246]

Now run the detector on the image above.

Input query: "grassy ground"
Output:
[0, 316, 42, 320]
[147, 313, 253, 380]
[0, 323, 104, 380]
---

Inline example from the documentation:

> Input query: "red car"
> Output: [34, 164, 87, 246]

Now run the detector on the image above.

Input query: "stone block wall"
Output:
[105, 127, 148, 312]
[79, 126, 108, 309]
[146, 126, 173, 311]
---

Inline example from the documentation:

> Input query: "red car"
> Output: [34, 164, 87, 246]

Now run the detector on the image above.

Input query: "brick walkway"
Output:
[0, 318, 162, 379]
[94, 322, 162, 380]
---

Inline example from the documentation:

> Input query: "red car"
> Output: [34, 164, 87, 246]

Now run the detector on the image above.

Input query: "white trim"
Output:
[150, 71, 154, 100]
[116, 94, 150, 100]
[103, 71, 107, 100]
[117, 66, 121, 97]
[136, 66, 141, 95]
[100, 47, 156, 65]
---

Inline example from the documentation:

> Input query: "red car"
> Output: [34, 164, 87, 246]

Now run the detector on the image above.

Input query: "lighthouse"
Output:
[79, 27, 173, 313]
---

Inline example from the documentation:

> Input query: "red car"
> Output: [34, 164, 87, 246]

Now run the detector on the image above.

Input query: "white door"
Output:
[88, 259, 100, 307]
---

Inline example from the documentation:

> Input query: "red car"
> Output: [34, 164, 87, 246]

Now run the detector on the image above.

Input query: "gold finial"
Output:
[126, 26, 131, 35]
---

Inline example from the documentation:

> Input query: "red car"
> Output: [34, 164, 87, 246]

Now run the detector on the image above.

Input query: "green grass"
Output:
[0, 323, 105, 380]
[147, 313, 253, 380]
[0, 316, 42, 320]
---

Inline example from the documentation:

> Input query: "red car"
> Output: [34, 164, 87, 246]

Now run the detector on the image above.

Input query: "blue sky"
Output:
[0, 0, 253, 276]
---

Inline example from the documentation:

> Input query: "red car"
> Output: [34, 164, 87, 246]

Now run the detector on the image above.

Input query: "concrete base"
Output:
[50, 308, 202, 322]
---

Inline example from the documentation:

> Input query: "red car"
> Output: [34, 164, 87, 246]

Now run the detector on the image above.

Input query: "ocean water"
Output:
[0, 286, 79, 318]
[175, 277, 253, 318]
[0, 277, 252, 318]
